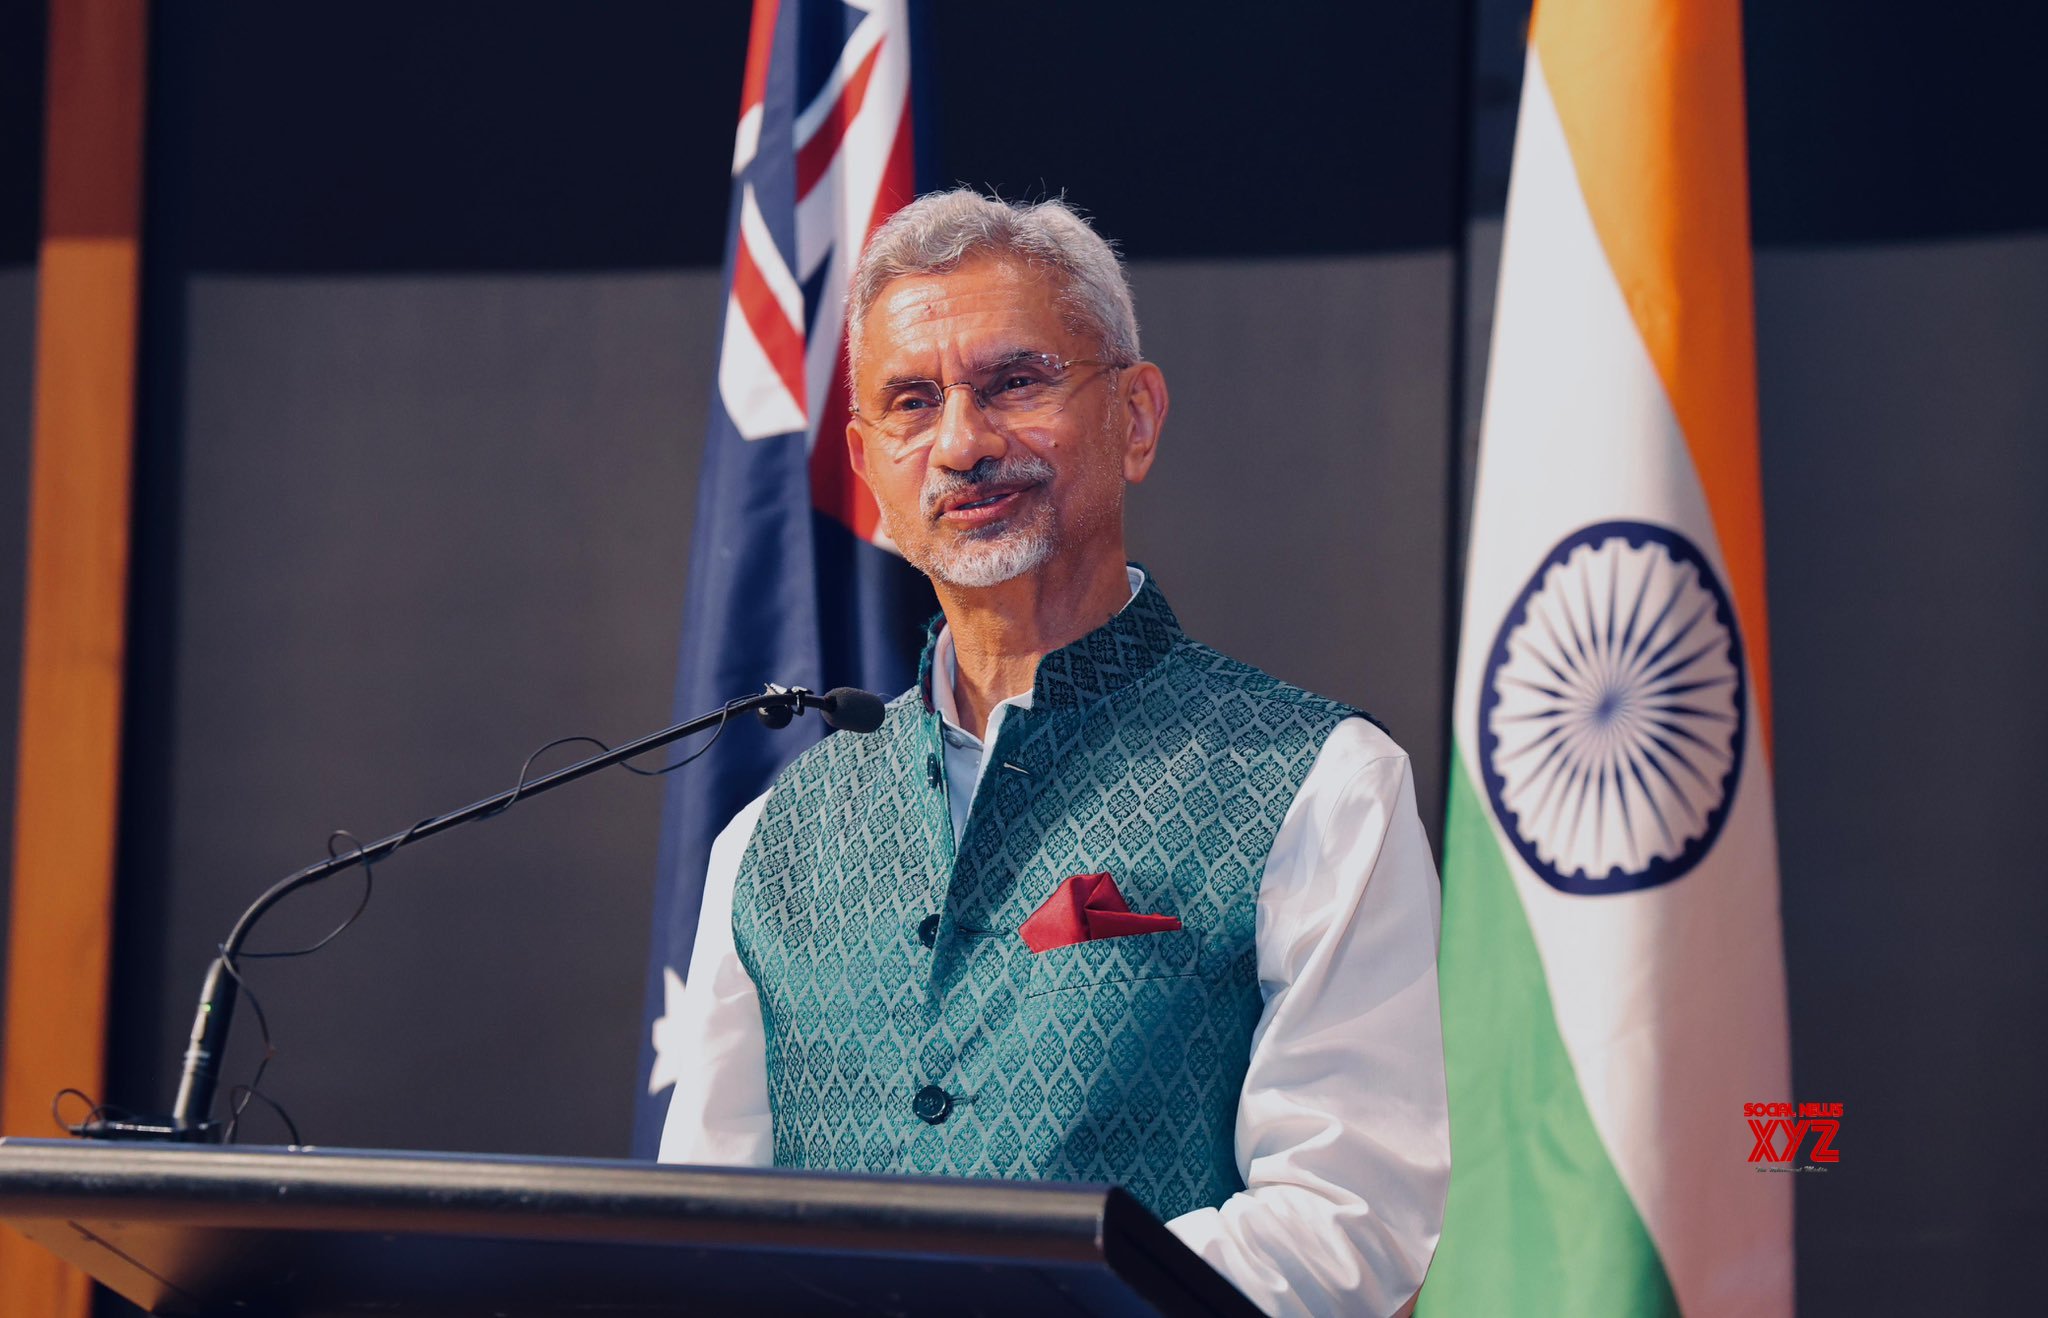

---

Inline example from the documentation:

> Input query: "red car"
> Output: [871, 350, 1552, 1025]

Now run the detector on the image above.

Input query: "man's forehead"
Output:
[874, 255, 1042, 308]
[864, 258, 1071, 360]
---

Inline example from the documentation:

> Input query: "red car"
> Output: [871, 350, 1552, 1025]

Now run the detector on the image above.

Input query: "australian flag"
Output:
[632, 0, 936, 1153]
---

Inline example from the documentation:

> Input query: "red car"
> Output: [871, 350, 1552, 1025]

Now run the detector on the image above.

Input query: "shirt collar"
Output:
[923, 565, 1180, 727]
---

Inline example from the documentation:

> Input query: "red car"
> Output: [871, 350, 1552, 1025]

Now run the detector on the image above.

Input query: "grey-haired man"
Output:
[661, 190, 1449, 1318]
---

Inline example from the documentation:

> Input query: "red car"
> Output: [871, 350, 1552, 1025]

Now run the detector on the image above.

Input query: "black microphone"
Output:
[818, 686, 886, 733]
[97, 682, 882, 1144]
[755, 685, 883, 732]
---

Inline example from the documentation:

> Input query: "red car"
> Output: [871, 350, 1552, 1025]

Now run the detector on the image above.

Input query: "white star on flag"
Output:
[646, 965, 690, 1097]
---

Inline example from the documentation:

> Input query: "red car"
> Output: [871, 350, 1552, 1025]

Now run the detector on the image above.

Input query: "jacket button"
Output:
[917, 914, 940, 948]
[911, 1085, 952, 1125]
[926, 753, 942, 786]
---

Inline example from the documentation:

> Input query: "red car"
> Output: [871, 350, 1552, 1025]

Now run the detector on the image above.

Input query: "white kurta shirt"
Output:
[659, 570, 1450, 1317]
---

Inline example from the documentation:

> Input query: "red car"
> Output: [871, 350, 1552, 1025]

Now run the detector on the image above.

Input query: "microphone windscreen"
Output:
[820, 687, 886, 733]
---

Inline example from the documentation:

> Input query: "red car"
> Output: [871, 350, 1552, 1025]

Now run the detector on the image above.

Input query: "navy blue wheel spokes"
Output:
[1478, 521, 1746, 895]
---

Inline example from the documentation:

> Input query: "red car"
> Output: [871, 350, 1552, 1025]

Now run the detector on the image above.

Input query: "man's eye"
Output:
[888, 393, 936, 413]
[991, 373, 1049, 396]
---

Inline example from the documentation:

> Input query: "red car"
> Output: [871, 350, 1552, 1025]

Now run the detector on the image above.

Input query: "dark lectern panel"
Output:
[44, 1223, 1126, 1316]
[0, 1141, 1260, 1317]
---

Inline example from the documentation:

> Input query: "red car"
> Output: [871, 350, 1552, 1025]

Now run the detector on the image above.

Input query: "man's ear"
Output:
[1120, 362, 1168, 484]
[846, 415, 871, 487]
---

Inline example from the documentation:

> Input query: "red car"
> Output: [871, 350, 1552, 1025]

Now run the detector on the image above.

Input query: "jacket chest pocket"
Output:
[1022, 927, 1203, 998]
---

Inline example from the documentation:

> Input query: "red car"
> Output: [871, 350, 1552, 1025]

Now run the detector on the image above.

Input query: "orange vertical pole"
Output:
[0, 1, 149, 1314]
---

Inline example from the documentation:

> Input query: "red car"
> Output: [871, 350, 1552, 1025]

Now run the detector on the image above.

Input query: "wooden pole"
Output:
[0, 1, 149, 1314]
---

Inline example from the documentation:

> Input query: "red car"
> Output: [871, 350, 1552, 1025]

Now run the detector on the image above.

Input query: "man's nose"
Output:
[929, 383, 1006, 471]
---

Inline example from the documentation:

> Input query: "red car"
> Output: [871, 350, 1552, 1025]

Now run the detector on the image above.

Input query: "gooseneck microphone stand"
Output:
[81, 684, 883, 1143]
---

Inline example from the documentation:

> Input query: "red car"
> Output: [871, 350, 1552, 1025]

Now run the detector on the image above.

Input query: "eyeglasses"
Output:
[853, 352, 1129, 447]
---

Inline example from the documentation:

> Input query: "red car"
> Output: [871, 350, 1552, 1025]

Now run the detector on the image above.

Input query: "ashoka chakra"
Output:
[1477, 520, 1746, 895]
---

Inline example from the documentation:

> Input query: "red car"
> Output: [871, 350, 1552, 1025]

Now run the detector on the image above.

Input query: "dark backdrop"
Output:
[0, 3, 2034, 1316]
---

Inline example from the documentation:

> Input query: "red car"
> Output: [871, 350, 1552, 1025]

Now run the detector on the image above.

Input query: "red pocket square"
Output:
[1019, 872, 1182, 954]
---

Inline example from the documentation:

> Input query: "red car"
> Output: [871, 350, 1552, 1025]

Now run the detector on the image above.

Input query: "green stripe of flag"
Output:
[1418, 748, 1681, 1317]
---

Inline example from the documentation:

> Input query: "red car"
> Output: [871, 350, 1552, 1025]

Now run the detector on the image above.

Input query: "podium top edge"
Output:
[0, 1137, 1126, 1261]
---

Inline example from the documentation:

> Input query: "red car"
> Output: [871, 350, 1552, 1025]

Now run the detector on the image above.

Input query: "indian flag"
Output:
[1420, 1, 1792, 1314]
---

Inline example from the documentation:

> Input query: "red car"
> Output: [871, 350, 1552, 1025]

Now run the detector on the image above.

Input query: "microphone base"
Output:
[73, 1113, 223, 1143]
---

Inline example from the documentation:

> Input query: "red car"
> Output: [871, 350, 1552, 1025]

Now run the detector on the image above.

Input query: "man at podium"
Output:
[658, 189, 1449, 1318]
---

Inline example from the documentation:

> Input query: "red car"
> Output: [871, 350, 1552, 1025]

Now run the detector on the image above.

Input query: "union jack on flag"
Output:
[633, 0, 936, 1153]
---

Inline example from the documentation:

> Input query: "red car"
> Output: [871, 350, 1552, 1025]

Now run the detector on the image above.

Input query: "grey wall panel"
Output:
[1125, 255, 1455, 837]
[1455, 218, 1504, 581]
[0, 266, 33, 1023]
[1754, 231, 2048, 1313]
[113, 271, 719, 1155]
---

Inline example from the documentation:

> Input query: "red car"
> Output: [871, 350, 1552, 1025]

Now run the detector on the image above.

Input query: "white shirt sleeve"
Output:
[1165, 717, 1451, 1318]
[655, 790, 776, 1167]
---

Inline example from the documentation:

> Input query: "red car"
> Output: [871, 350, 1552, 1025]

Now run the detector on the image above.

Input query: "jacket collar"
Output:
[918, 566, 1183, 714]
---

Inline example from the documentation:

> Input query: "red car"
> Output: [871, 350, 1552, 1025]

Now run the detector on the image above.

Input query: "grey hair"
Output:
[846, 189, 1140, 383]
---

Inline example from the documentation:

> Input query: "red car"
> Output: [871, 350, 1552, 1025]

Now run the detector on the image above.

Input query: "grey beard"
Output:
[925, 519, 1057, 588]
[897, 454, 1061, 588]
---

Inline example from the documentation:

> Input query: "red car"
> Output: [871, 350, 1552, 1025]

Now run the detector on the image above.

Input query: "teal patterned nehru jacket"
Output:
[730, 576, 1355, 1221]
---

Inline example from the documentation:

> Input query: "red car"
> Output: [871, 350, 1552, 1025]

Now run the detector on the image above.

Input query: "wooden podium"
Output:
[0, 1138, 1262, 1316]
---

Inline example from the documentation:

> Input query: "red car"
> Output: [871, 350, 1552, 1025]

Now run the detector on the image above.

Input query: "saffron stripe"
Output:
[1531, 0, 1773, 753]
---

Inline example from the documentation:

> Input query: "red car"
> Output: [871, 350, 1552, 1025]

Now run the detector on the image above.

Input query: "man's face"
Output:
[845, 256, 1157, 590]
